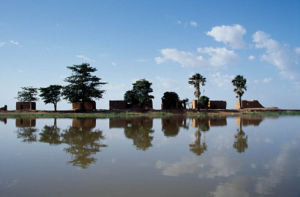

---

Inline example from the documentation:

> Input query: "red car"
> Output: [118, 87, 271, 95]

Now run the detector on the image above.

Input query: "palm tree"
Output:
[232, 75, 247, 109]
[188, 73, 206, 100]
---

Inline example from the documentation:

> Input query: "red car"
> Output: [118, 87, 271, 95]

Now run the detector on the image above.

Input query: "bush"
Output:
[198, 96, 209, 106]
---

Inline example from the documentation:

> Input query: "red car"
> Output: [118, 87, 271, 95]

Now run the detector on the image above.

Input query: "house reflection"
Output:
[0, 118, 7, 124]
[161, 117, 188, 137]
[109, 117, 154, 151]
[61, 118, 107, 169]
[15, 118, 38, 143]
[235, 116, 265, 127]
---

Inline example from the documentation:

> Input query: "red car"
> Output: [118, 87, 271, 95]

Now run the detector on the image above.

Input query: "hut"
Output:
[16, 102, 36, 111]
[72, 101, 96, 111]
[208, 101, 227, 109]
[235, 100, 264, 109]
[0, 105, 7, 111]
[109, 100, 153, 110]
[109, 100, 127, 110]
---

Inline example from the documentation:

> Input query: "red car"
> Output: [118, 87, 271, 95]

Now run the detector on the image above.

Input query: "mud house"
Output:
[16, 102, 36, 111]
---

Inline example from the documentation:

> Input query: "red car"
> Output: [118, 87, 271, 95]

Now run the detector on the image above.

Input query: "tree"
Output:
[39, 85, 62, 111]
[124, 79, 154, 107]
[17, 87, 38, 110]
[161, 92, 179, 109]
[198, 96, 209, 108]
[188, 73, 206, 100]
[232, 75, 247, 109]
[62, 63, 107, 111]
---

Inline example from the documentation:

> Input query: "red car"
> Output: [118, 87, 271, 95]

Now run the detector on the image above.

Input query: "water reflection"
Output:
[39, 118, 61, 145]
[233, 121, 248, 153]
[1, 115, 298, 196]
[161, 117, 188, 137]
[0, 117, 7, 124]
[233, 116, 265, 153]
[110, 117, 154, 151]
[62, 118, 107, 169]
[16, 118, 38, 143]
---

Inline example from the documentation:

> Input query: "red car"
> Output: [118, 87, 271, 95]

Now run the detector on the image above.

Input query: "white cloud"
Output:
[10, 40, 19, 46]
[207, 24, 246, 49]
[0, 42, 5, 47]
[155, 47, 238, 69]
[76, 54, 95, 62]
[177, 20, 182, 24]
[210, 72, 234, 89]
[111, 62, 117, 66]
[197, 47, 239, 68]
[253, 31, 300, 80]
[255, 140, 300, 195]
[295, 47, 300, 55]
[155, 76, 179, 90]
[190, 21, 198, 27]
[156, 154, 241, 178]
[211, 177, 250, 197]
[248, 55, 255, 60]
[262, 77, 272, 83]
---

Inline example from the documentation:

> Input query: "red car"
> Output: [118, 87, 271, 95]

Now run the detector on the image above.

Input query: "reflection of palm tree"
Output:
[124, 118, 154, 151]
[61, 126, 106, 169]
[39, 118, 61, 145]
[16, 127, 38, 143]
[233, 122, 248, 153]
[189, 130, 207, 156]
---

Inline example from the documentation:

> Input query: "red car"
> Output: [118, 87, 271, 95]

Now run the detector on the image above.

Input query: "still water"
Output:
[0, 116, 299, 197]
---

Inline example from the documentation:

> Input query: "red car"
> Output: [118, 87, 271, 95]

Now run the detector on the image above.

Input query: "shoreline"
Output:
[1, 108, 300, 118]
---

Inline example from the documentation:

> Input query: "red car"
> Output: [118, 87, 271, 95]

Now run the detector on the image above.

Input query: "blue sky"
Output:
[0, 0, 300, 110]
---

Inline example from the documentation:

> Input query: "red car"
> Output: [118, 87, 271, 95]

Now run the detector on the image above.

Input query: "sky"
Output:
[0, 0, 300, 110]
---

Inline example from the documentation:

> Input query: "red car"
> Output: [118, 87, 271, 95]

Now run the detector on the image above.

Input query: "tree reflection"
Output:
[61, 118, 106, 169]
[161, 117, 188, 137]
[123, 117, 154, 151]
[16, 118, 37, 143]
[233, 119, 248, 153]
[190, 118, 209, 156]
[39, 118, 62, 145]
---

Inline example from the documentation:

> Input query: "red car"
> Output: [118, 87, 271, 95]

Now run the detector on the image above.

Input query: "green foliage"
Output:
[62, 63, 107, 104]
[39, 85, 62, 111]
[232, 75, 247, 108]
[124, 79, 154, 106]
[188, 73, 206, 100]
[17, 87, 38, 102]
[162, 92, 179, 109]
[198, 96, 209, 106]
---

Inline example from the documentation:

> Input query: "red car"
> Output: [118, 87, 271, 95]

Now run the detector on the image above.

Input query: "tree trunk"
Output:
[239, 97, 242, 109]
[54, 103, 57, 112]
[81, 101, 85, 112]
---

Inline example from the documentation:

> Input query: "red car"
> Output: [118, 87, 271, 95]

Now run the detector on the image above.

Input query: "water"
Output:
[0, 116, 299, 197]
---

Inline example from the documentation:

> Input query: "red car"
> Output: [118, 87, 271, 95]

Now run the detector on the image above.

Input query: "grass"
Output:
[1, 110, 300, 119]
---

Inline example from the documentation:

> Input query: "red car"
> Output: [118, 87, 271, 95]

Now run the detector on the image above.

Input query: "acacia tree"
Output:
[17, 87, 38, 110]
[39, 85, 62, 111]
[62, 63, 107, 111]
[232, 75, 247, 109]
[124, 79, 154, 107]
[188, 73, 206, 100]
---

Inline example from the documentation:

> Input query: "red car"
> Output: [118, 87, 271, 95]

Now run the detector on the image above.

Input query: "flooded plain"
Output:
[0, 116, 299, 197]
